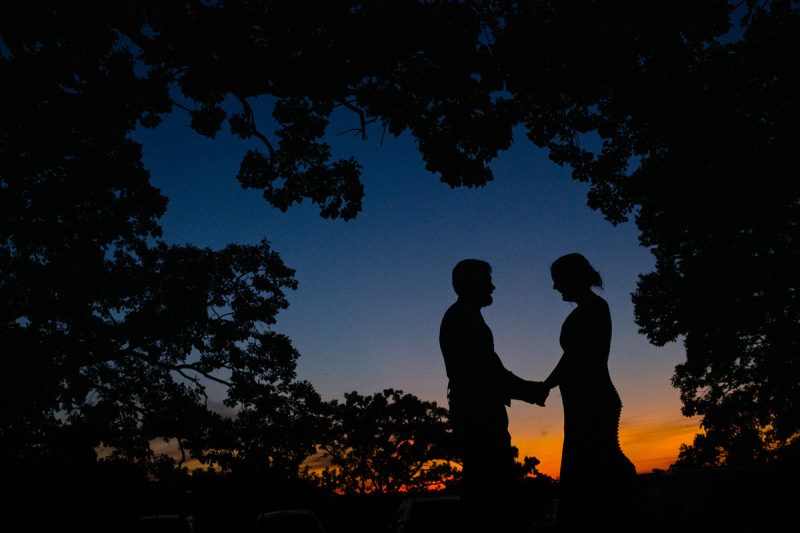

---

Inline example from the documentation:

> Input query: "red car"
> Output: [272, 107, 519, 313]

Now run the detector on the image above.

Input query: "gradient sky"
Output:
[134, 98, 701, 477]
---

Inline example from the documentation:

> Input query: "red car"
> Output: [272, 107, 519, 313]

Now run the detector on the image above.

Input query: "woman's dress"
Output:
[552, 295, 636, 526]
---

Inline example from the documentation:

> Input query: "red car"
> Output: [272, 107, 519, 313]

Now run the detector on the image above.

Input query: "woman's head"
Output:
[550, 253, 602, 302]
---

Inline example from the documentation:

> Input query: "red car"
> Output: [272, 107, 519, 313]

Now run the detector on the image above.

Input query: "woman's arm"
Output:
[543, 354, 566, 389]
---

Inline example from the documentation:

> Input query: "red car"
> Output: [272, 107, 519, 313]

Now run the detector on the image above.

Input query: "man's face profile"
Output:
[453, 259, 494, 307]
[474, 271, 495, 307]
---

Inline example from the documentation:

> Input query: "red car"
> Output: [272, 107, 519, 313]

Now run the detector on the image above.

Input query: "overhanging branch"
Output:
[236, 94, 277, 158]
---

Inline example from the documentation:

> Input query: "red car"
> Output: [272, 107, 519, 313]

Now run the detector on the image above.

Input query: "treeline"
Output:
[6, 389, 555, 533]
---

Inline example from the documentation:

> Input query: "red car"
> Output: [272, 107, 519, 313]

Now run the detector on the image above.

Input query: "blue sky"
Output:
[133, 100, 699, 475]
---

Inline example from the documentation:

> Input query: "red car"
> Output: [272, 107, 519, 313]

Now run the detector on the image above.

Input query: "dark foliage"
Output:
[311, 389, 458, 494]
[2, 0, 797, 471]
[0, 1, 323, 471]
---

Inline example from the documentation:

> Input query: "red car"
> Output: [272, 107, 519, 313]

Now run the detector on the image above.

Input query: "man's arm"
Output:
[441, 305, 544, 405]
[494, 358, 549, 406]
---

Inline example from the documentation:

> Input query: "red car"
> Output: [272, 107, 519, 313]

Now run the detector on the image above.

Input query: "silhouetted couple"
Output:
[439, 255, 636, 532]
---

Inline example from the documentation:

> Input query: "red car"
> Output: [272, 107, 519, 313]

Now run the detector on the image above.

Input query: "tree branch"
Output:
[235, 94, 277, 158]
[336, 99, 375, 140]
[92, 382, 148, 417]
[170, 99, 194, 114]
[118, 348, 234, 388]
[169, 363, 233, 387]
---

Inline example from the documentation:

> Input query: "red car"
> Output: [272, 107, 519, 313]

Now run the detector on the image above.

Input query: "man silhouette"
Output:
[439, 259, 547, 529]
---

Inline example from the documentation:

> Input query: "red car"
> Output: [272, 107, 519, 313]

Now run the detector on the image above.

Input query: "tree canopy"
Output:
[0, 1, 324, 469]
[310, 389, 458, 494]
[2, 0, 798, 470]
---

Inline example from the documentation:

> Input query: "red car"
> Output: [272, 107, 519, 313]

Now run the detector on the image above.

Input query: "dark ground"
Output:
[5, 462, 794, 533]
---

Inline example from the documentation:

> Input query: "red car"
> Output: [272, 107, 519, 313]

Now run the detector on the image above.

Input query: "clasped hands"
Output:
[520, 380, 549, 407]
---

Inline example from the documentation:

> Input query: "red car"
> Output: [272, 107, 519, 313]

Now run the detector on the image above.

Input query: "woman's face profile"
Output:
[552, 270, 581, 302]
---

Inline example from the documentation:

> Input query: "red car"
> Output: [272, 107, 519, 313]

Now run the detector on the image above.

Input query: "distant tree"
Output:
[310, 389, 458, 494]
[199, 376, 329, 476]
[512, 452, 551, 481]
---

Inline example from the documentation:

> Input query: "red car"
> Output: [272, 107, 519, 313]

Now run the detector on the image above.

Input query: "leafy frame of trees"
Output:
[2, 0, 798, 482]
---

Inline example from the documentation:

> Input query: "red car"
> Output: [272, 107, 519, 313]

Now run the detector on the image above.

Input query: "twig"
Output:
[337, 99, 375, 140]
[236, 94, 277, 158]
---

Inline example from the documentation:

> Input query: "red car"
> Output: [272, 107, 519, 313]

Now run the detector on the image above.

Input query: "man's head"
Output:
[452, 259, 494, 307]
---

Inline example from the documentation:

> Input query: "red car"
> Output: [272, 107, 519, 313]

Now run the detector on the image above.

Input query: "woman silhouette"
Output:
[543, 253, 636, 530]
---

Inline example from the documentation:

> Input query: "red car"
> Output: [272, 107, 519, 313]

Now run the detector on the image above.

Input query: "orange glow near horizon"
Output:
[110, 415, 703, 483]
[512, 416, 702, 478]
